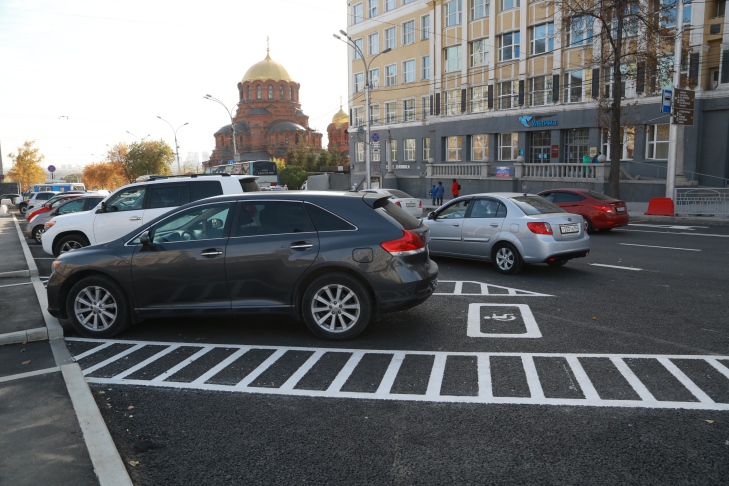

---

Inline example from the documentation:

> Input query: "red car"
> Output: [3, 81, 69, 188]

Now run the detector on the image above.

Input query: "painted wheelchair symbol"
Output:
[484, 313, 516, 321]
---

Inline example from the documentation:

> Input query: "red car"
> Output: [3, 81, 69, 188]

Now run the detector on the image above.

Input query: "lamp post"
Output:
[333, 31, 391, 190]
[204, 94, 239, 163]
[126, 131, 150, 140]
[157, 116, 188, 174]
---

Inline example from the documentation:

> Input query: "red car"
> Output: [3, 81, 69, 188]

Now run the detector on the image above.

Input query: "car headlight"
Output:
[44, 221, 56, 229]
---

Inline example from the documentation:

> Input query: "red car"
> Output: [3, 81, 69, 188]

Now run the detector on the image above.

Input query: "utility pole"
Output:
[666, 0, 684, 199]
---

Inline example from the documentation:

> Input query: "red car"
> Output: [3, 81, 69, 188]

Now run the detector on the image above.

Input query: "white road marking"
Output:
[0, 281, 33, 288]
[435, 280, 553, 297]
[0, 366, 60, 383]
[629, 224, 708, 230]
[467, 303, 542, 338]
[590, 264, 642, 271]
[67, 338, 729, 410]
[620, 243, 701, 252]
[619, 229, 729, 238]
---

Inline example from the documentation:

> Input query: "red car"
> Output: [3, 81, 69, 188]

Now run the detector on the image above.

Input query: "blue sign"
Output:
[371, 132, 380, 142]
[518, 115, 557, 128]
[47, 165, 56, 173]
[662, 90, 672, 113]
[228, 160, 235, 165]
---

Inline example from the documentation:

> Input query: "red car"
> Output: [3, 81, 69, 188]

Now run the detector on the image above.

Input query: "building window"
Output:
[247, 86, 251, 99]
[445, 89, 460, 115]
[445, 45, 462, 72]
[279, 85, 284, 99]
[499, 133, 518, 161]
[661, 0, 692, 28]
[498, 80, 518, 109]
[445, 0, 462, 27]
[368, 0, 378, 17]
[565, 128, 589, 164]
[603, 68, 626, 99]
[471, 85, 488, 112]
[257, 85, 262, 99]
[385, 27, 397, 49]
[529, 76, 553, 106]
[403, 60, 415, 83]
[404, 139, 416, 161]
[289, 87, 293, 100]
[385, 0, 396, 11]
[422, 55, 431, 79]
[356, 142, 365, 162]
[470, 38, 489, 67]
[385, 101, 397, 123]
[601, 127, 635, 161]
[390, 139, 398, 162]
[566, 16, 594, 46]
[403, 99, 416, 121]
[501, 0, 520, 9]
[563, 70, 586, 103]
[718, 0, 726, 17]
[353, 38, 363, 59]
[422, 95, 430, 119]
[385, 64, 397, 86]
[423, 138, 431, 160]
[370, 68, 380, 89]
[353, 3, 363, 24]
[530, 23, 554, 54]
[355, 73, 365, 93]
[447, 136, 463, 161]
[646, 124, 670, 159]
[403, 20, 415, 45]
[498, 31, 520, 61]
[353, 107, 365, 127]
[368, 32, 379, 55]
[472, 134, 489, 161]
[370, 103, 381, 124]
[422, 14, 430, 40]
[268, 85, 273, 99]
[471, 0, 489, 20]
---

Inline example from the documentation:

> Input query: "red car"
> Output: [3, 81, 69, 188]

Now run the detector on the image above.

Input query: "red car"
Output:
[26, 194, 84, 223]
[537, 188, 629, 233]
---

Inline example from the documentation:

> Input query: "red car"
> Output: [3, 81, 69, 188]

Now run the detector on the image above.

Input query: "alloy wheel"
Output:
[310, 284, 361, 334]
[73, 285, 118, 332]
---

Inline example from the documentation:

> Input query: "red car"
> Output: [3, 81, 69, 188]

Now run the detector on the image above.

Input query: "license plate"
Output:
[616, 206, 625, 212]
[406, 202, 416, 207]
[560, 224, 579, 234]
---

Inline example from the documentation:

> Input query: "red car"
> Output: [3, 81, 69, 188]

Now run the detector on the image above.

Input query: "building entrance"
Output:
[530, 131, 551, 164]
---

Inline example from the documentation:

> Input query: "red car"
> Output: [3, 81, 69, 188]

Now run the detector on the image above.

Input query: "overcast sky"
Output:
[0, 0, 349, 172]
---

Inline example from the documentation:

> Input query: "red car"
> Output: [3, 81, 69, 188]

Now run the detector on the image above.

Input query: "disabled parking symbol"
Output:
[467, 303, 542, 338]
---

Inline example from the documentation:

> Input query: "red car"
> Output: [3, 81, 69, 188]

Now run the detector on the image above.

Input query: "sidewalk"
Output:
[0, 212, 131, 486]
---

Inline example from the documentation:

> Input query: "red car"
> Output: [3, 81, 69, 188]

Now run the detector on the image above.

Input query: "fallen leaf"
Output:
[128, 460, 140, 467]
[20, 348, 26, 352]
[127, 406, 134, 410]
[98, 391, 106, 395]
[128, 415, 133, 418]
[592, 316, 597, 320]
[21, 360, 31, 365]
[705, 420, 714, 424]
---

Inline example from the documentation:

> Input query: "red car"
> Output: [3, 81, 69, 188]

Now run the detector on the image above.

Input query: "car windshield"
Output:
[510, 196, 564, 215]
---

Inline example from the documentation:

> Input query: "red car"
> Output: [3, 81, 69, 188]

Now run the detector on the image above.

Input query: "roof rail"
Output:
[135, 173, 232, 182]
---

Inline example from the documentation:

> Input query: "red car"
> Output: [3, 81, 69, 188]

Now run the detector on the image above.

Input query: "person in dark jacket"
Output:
[434, 182, 445, 206]
[451, 179, 460, 198]
[429, 185, 436, 205]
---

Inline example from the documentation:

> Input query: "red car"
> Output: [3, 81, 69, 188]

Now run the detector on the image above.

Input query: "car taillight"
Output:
[395, 201, 401, 207]
[527, 222, 553, 235]
[381, 230, 425, 256]
[594, 205, 614, 213]
[418, 200, 422, 209]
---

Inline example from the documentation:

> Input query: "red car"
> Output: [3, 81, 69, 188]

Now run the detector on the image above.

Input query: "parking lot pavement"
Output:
[0, 210, 131, 486]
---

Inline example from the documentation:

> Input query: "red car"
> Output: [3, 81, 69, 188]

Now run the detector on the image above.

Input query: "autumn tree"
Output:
[7, 140, 46, 191]
[114, 139, 174, 183]
[63, 173, 83, 183]
[82, 162, 126, 191]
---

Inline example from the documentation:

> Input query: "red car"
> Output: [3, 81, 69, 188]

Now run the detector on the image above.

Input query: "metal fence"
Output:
[674, 188, 729, 216]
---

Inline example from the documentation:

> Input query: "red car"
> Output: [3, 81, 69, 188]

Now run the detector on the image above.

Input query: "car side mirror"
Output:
[427, 212, 436, 220]
[139, 230, 152, 246]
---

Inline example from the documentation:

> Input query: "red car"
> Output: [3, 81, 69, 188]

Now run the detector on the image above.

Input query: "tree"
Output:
[7, 140, 46, 191]
[82, 162, 126, 191]
[115, 139, 174, 183]
[279, 166, 308, 190]
[63, 173, 84, 183]
[551, 0, 683, 197]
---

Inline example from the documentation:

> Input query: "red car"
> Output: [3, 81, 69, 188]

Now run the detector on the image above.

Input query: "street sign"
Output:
[371, 132, 380, 142]
[47, 165, 56, 173]
[661, 90, 672, 113]
[674, 88, 695, 110]
[673, 109, 694, 125]
[228, 160, 235, 165]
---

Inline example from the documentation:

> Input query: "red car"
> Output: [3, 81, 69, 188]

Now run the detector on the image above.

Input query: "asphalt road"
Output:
[22, 218, 729, 484]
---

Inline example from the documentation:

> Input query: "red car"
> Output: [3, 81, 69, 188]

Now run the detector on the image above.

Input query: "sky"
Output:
[0, 0, 349, 173]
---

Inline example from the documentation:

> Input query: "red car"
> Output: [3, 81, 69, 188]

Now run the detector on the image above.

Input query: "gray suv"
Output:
[47, 191, 438, 340]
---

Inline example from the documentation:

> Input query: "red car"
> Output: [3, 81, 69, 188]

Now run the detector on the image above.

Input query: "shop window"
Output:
[565, 129, 589, 164]
[472, 134, 490, 161]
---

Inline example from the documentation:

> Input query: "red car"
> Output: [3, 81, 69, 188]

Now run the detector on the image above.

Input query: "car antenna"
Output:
[353, 177, 366, 192]
[522, 183, 530, 196]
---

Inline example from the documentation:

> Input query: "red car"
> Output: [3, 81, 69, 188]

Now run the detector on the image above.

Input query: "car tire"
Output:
[493, 243, 523, 275]
[302, 274, 372, 340]
[54, 234, 90, 257]
[32, 226, 44, 244]
[19, 204, 27, 215]
[66, 276, 130, 338]
[584, 218, 594, 234]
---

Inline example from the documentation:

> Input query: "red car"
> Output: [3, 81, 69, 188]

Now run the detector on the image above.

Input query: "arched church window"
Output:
[268, 85, 273, 99]
[246, 86, 250, 100]
[295, 134, 299, 144]
[257, 86, 261, 99]
[289, 87, 293, 100]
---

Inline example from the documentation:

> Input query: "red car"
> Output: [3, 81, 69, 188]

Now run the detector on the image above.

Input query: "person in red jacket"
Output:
[451, 179, 460, 198]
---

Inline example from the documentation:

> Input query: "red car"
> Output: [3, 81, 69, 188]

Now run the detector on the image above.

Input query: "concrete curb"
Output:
[0, 327, 49, 345]
[12, 214, 39, 277]
[0, 269, 31, 278]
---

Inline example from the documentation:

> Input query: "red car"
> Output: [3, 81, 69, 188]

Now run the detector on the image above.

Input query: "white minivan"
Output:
[42, 174, 259, 256]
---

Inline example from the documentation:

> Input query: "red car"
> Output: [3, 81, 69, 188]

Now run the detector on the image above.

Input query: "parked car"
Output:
[20, 191, 58, 215]
[362, 188, 423, 218]
[537, 188, 629, 233]
[42, 174, 260, 257]
[426, 193, 590, 274]
[26, 195, 105, 244]
[46, 191, 438, 340]
[26, 193, 85, 222]
[0, 193, 20, 205]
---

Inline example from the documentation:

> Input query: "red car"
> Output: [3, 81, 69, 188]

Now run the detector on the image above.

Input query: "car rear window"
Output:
[238, 179, 261, 193]
[375, 199, 421, 230]
[586, 191, 615, 201]
[304, 203, 355, 231]
[384, 189, 412, 199]
[190, 180, 223, 201]
[510, 196, 564, 215]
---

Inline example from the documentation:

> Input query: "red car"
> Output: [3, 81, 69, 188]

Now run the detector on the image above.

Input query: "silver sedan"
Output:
[362, 189, 423, 218]
[426, 193, 590, 274]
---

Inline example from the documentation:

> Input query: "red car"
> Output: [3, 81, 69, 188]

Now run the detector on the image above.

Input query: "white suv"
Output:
[42, 174, 259, 256]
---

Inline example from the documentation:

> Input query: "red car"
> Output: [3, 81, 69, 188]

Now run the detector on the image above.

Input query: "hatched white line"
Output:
[0, 366, 60, 383]
[113, 345, 182, 380]
[234, 349, 286, 388]
[81, 344, 145, 375]
[151, 346, 212, 383]
[425, 354, 447, 397]
[620, 243, 700, 252]
[279, 350, 324, 391]
[610, 357, 656, 402]
[72, 341, 115, 361]
[522, 356, 545, 399]
[327, 351, 364, 392]
[377, 352, 405, 395]
[191, 348, 250, 385]
[590, 264, 642, 271]
[477, 355, 493, 398]
[658, 358, 714, 404]
[706, 359, 729, 381]
[0, 281, 32, 288]
[566, 356, 600, 401]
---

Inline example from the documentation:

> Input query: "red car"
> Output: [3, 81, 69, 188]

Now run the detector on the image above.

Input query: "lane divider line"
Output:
[590, 264, 642, 271]
[0, 366, 60, 384]
[620, 243, 701, 252]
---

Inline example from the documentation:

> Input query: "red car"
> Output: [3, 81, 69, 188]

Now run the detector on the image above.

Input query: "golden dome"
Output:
[242, 50, 292, 83]
[332, 107, 349, 127]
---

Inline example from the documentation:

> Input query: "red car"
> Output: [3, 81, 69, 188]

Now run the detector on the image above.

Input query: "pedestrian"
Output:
[451, 179, 460, 198]
[582, 154, 591, 176]
[434, 181, 445, 206]
[429, 184, 436, 205]
[593, 151, 601, 164]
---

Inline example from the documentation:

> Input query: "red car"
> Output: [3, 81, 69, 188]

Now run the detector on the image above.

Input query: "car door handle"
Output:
[129, 216, 142, 221]
[290, 242, 314, 250]
[452, 223, 460, 227]
[201, 249, 223, 257]
[490, 223, 499, 227]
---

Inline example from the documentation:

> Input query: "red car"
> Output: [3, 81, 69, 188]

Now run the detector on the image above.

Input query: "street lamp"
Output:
[126, 131, 150, 140]
[334, 31, 391, 190]
[204, 94, 238, 164]
[157, 116, 188, 174]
